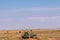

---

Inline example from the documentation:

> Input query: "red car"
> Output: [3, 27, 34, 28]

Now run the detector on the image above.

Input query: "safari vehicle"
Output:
[21, 31, 38, 40]
[22, 32, 29, 39]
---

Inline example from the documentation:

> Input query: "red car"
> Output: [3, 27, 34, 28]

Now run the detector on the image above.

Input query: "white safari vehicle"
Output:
[21, 31, 39, 40]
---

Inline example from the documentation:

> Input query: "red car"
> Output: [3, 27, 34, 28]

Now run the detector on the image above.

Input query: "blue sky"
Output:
[0, 0, 60, 30]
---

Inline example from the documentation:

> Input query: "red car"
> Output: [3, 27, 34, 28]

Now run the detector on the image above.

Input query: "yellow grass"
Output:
[0, 30, 60, 40]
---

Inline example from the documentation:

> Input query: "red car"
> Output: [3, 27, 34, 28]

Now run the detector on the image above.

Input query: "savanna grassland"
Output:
[0, 30, 60, 40]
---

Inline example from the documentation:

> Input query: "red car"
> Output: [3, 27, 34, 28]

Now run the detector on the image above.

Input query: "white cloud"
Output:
[27, 16, 60, 22]
[0, 16, 60, 30]
[16, 8, 60, 12]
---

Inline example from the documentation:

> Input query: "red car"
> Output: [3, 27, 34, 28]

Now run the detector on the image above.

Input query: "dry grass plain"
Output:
[0, 30, 60, 40]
